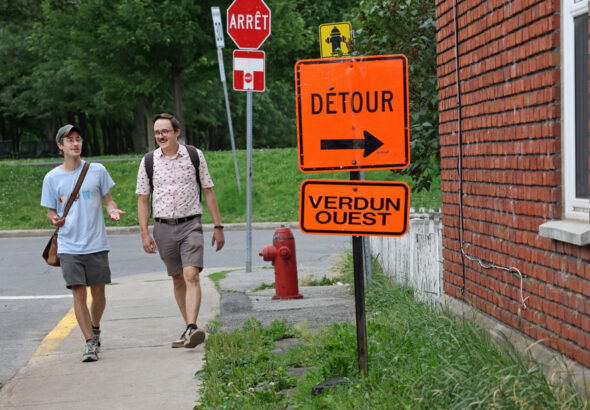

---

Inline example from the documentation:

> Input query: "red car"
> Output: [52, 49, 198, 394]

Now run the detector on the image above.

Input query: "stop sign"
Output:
[227, 0, 271, 49]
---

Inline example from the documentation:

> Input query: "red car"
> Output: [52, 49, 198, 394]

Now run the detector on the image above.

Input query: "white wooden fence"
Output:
[369, 209, 442, 305]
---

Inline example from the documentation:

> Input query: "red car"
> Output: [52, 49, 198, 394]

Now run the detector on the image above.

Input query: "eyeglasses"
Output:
[155, 129, 173, 137]
[63, 136, 83, 144]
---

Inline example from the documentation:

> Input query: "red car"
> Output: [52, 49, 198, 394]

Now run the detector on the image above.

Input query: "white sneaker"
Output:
[82, 339, 99, 362]
[184, 327, 206, 348]
[171, 329, 188, 348]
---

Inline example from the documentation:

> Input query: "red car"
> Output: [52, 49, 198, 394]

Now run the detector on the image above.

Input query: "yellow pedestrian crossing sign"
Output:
[319, 22, 353, 58]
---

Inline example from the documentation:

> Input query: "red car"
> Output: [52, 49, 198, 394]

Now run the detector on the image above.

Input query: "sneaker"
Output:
[82, 339, 99, 362]
[171, 329, 188, 348]
[184, 327, 206, 348]
[92, 328, 101, 353]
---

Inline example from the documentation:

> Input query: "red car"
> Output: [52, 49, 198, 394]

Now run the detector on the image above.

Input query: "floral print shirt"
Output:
[136, 145, 214, 218]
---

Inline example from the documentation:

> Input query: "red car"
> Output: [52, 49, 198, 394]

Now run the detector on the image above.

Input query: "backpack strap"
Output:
[144, 151, 154, 193]
[184, 144, 202, 194]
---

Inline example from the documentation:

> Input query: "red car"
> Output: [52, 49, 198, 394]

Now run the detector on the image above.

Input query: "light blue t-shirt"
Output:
[40, 161, 115, 255]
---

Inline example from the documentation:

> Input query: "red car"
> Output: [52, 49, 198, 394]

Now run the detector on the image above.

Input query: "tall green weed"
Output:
[197, 255, 587, 409]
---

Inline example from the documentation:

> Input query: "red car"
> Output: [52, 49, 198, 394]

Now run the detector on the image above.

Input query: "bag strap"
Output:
[145, 151, 154, 193]
[62, 162, 90, 218]
[185, 144, 202, 194]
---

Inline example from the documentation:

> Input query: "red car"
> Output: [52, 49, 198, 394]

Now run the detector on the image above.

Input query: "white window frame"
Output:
[562, 0, 590, 221]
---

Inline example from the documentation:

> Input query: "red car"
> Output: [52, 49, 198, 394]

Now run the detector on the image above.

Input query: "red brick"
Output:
[436, 0, 587, 368]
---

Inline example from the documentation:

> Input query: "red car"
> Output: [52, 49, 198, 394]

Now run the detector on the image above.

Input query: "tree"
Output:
[0, 0, 46, 148]
[354, 0, 439, 191]
[0, 0, 365, 154]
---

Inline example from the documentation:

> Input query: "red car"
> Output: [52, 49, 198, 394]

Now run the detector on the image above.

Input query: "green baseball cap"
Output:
[56, 124, 81, 144]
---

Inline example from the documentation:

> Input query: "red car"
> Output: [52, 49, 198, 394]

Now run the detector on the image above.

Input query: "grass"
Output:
[0, 148, 441, 230]
[208, 270, 234, 287]
[196, 254, 588, 409]
[302, 276, 339, 286]
[253, 282, 276, 291]
[253, 276, 339, 291]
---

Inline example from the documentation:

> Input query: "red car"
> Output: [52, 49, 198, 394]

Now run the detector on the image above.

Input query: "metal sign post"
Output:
[246, 91, 253, 272]
[227, 0, 271, 272]
[211, 6, 241, 193]
[360, 171, 372, 284]
[352, 169, 369, 375]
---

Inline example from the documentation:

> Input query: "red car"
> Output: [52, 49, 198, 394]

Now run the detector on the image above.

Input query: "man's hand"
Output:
[50, 214, 65, 228]
[211, 229, 225, 252]
[108, 209, 127, 221]
[141, 233, 157, 254]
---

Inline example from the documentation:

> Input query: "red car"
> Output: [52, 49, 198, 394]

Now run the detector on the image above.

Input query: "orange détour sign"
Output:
[295, 55, 409, 173]
[299, 180, 410, 236]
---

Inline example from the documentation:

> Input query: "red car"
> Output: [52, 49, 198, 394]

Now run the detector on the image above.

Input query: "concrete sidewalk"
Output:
[0, 232, 353, 410]
[0, 269, 220, 410]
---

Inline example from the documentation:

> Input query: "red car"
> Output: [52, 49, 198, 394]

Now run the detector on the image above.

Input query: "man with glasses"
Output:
[40, 124, 126, 362]
[136, 113, 224, 349]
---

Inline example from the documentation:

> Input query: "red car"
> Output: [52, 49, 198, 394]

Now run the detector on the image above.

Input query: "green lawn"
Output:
[0, 148, 441, 230]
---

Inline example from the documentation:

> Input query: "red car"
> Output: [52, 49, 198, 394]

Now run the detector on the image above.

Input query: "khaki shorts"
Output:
[153, 216, 204, 276]
[59, 251, 112, 289]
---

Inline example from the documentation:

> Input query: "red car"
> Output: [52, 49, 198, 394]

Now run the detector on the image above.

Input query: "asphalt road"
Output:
[0, 228, 349, 389]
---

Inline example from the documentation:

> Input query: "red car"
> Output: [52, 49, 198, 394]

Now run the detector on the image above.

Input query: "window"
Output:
[563, 0, 590, 221]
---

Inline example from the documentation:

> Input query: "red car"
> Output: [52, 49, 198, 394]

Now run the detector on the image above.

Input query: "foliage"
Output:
[208, 270, 235, 287]
[197, 255, 588, 409]
[354, 0, 439, 191]
[197, 318, 297, 408]
[0, 0, 440, 177]
[0, 0, 46, 141]
[0, 0, 366, 154]
[252, 282, 275, 291]
[0, 148, 441, 230]
[305, 276, 339, 286]
[253, 276, 339, 291]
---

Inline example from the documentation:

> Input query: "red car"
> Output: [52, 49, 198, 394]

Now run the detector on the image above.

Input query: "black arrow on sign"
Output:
[320, 131, 384, 158]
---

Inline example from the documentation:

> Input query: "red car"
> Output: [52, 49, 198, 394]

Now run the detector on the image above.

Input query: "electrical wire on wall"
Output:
[452, 0, 528, 312]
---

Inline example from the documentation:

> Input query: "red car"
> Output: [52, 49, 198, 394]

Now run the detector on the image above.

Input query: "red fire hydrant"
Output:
[259, 227, 303, 300]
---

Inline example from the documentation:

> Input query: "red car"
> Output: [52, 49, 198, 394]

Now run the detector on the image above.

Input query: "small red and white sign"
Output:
[227, 0, 271, 49]
[233, 50, 265, 92]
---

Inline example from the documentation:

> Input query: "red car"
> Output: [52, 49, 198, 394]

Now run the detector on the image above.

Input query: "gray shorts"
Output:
[59, 251, 112, 289]
[153, 216, 204, 276]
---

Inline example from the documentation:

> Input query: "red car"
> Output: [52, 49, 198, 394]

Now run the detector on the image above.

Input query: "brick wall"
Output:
[437, 0, 590, 367]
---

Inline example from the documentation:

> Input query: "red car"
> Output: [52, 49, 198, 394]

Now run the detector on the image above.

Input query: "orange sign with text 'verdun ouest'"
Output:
[295, 55, 409, 173]
[299, 180, 410, 236]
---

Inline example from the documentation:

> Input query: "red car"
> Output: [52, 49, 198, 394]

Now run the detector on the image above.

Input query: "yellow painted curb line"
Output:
[32, 290, 93, 358]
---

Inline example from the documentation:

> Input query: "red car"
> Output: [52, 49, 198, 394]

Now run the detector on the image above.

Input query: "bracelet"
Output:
[109, 209, 116, 215]
[214, 225, 224, 229]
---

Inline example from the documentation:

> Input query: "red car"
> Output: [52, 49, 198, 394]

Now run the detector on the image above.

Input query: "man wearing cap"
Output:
[41, 124, 126, 362]
[136, 113, 225, 349]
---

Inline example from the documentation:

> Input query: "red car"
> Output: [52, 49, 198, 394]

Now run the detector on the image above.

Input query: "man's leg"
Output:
[182, 266, 205, 348]
[172, 273, 188, 323]
[71, 285, 93, 341]
[89, 285, 106, 327]
[183, 266, 201, 325]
